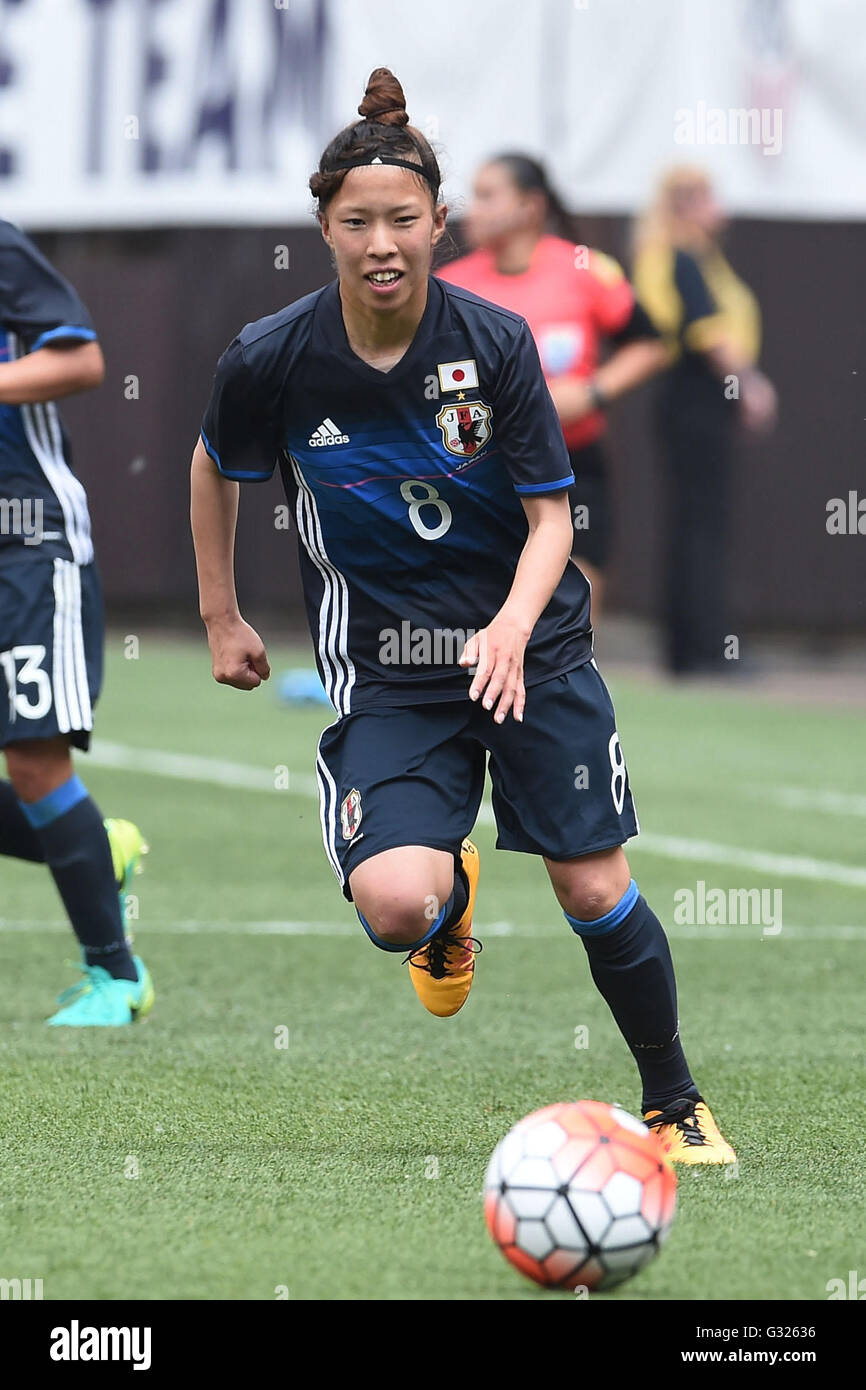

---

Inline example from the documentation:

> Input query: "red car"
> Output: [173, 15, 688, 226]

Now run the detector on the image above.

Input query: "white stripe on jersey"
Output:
[60, 558, 82, 730]
[295, 478, 344, 710]
[50, 558, 92, 733]
[10, 332, 94, 566]
[294, 480, 336, 702]
[290, 456, 356, 716]
[315, 742, 344, 887]
[51, 560, 70, 733]
[68, 561, 92, 727]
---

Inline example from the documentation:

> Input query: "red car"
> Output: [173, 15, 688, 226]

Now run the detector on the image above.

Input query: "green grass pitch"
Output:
[1, 636, 864, 1300]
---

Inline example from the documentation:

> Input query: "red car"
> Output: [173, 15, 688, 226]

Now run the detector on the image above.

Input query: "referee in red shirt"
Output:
[438, 153, 668, 623]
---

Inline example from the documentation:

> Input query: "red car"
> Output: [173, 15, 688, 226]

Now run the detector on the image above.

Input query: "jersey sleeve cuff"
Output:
[513, 474, 575, 495]
[200, 428, 274, 481]
[31, 325, 97, 351]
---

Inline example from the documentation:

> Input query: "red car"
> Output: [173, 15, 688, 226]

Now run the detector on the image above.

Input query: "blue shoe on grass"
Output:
[46, 956, 154, 1027]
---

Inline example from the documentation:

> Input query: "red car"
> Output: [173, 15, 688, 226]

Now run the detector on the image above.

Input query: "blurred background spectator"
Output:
[438, 154, 668, 627]
[633, 167, 777, 675]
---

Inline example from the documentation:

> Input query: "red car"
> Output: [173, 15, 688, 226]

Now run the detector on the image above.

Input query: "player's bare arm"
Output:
[190, 437, 270, 691]
[549, 338, 669, 423]
[704, 342, 777, 433]
[0, 339, 104, 404]
[460, 490, 573, 723]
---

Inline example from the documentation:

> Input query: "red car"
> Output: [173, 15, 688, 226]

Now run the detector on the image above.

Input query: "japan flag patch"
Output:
[340, 788, 363, 840]
[437, 358, 478, 392]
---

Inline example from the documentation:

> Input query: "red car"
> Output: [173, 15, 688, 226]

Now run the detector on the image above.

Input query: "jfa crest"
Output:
[435, 401, 492, 461]
[340, 787, 362, 840]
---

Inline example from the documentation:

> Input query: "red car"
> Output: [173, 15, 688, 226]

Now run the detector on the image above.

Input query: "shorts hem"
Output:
[1, 728, 92, 751]
[494, 827, 639, 861]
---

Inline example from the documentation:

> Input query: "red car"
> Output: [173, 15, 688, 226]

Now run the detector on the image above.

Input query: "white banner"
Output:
[0, 0, 864, 229]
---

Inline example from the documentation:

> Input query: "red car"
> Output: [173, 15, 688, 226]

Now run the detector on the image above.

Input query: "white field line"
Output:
[86, 739, 866, 890]
[0, 918, 864, 940]
[750, 785, 866, 818]
[88, 739, 320, 796]
[629, 834, 866, 889]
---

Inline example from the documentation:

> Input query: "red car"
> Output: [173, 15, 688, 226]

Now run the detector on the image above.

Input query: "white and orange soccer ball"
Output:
[484, 1099, 677, 1291]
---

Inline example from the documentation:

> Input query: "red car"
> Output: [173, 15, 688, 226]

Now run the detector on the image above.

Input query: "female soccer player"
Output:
[438, 155, 668, 623]
[0, 218, 152, 1025]
[632, 167, 777, 674]
[191, 68, 734, 1163]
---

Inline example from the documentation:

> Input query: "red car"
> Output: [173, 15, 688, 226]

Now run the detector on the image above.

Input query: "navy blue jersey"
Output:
[201, 274, 592, 711]
[0, 219, 97, 566]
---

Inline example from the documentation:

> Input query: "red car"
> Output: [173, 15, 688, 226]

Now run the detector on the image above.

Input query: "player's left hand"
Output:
[460, 617, 528, 724]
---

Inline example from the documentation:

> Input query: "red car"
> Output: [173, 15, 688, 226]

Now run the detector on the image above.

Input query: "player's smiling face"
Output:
[320, 165, 447, 310]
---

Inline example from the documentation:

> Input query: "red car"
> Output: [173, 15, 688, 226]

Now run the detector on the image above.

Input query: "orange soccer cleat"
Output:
[643, 1096, 737, 1165]
[404, 838, 481, 1018]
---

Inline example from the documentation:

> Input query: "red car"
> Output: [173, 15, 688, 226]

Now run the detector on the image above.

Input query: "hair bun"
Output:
[358, 66, 410, 127]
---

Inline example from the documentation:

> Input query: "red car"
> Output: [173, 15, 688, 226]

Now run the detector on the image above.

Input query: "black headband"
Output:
[329, 153, 438, 193]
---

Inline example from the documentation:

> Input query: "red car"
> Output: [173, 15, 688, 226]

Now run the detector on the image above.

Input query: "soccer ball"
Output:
[484, 1099, 677, 1291]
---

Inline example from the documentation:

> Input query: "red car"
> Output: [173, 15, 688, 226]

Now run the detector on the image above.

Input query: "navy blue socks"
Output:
[566, 880, 699, 1112]
[444, 858, 469, 930]
[0, 779, 43, 861]
[6, 775, 137, 982]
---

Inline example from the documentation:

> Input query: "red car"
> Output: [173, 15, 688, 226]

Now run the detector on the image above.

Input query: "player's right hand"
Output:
[739, 370, 777, 434]
[206, 616, 271, 690]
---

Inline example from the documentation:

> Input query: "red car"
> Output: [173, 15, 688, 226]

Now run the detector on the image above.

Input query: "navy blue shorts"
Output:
[0, 555, 104, 751]
[316, 660, 639, 900]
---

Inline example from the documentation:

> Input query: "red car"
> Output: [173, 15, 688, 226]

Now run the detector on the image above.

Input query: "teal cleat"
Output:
[104, 818, 148, 941]
[46, 956, 155, 1027]
[54, 819, 151, 1013]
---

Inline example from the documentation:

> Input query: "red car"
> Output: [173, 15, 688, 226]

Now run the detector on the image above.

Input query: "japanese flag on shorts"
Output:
[437, 358, 478, 392]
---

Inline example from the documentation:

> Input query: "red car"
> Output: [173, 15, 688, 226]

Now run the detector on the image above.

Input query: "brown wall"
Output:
[36, 217, 865, 634]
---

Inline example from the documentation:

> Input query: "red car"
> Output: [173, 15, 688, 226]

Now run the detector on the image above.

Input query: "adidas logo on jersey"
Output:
[309, 417, 350, 447]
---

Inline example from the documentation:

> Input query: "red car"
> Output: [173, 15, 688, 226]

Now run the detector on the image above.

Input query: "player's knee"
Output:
[549, 847, 631, 923]
[358, 891, 439, 946]
[350, 848, 454, 946]
[563, 884, 613, 921]
[557, 869, 629, 922]
[5, 741, 73, 804]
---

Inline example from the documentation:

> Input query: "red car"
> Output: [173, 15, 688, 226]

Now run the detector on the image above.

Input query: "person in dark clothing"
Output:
[633, 167, 776, 675]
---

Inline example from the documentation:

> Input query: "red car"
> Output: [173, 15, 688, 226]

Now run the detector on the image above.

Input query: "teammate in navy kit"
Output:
[0, 219, 153, 1025]
[191, 68, 734, 1162]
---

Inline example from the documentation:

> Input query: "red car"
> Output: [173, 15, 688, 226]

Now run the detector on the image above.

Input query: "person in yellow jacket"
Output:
[633, 167, 776, 675]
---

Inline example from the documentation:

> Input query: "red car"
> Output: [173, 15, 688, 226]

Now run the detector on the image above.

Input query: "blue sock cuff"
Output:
[19, 774, 89, 829]
[565, 878, 640, 936]
[357, 903, 448, 953]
